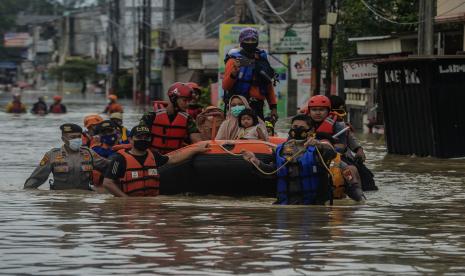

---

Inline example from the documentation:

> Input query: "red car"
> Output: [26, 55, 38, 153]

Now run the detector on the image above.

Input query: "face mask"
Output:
[68, 138, 82, 151]
[230, 105, 246, 117]
[101, 134, 117, 146]
[134, 139, 151, 151]
[288, 126, 310, 140]
[241, 42, 258, 54]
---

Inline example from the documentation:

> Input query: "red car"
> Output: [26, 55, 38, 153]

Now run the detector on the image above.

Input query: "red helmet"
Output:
[167, 82, 193, 103]
[53, 95, 63, 101]
[308, 95, 331, 109]
[186, 82, 201, 91]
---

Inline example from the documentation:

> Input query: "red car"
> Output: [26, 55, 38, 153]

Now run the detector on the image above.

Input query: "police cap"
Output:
[130, 125, 150, 137]
[60, 123, 83, 134]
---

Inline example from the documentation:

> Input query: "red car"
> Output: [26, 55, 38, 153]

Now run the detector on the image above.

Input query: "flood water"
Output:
[1, 90, 465, 275]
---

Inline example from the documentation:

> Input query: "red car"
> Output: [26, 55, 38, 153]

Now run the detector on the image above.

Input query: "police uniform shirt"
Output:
[24, 146, 109, 189]
[105, 150, 168, 180]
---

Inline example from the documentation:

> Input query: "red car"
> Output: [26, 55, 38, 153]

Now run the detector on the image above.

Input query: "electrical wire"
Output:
[262, 0, 298, 16]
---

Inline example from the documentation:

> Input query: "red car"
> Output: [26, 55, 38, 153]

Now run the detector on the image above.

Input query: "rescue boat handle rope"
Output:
[217, 143, 333, 176]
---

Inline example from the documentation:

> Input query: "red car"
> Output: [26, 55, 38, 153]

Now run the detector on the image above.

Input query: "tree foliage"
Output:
[49, 58, 101, 83]
[333, 0, 420, 70]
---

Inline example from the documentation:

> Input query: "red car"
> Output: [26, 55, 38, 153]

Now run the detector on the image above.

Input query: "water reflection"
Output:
[1, 92, 465, 274]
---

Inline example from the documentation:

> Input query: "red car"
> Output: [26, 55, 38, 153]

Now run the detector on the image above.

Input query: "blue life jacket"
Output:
[275, 143, 324, 205]
[225, 48, 269, 98]
[92, 146, 115, 159]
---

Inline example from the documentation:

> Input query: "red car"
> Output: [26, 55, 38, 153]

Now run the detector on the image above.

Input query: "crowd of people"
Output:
[21, 27, 376, 205]
[5, 93, 67, 114]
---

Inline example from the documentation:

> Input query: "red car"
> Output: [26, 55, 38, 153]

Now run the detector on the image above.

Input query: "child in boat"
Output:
[236, 108, 267, 140]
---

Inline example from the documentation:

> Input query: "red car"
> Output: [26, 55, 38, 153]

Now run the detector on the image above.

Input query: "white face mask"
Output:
[68, 138, 82, 151]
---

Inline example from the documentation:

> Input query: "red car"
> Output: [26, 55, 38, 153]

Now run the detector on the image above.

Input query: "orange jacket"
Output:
[106, 103, 123, 114]
[222, 59, 277, 106]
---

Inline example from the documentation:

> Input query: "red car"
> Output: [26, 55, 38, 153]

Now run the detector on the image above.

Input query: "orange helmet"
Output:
[108, 94, 117, 101]
[167, 82, 193, 103]
[84, 114, 104, 128]
[53, 95, 63, 101]
[308, 95, 331, 109]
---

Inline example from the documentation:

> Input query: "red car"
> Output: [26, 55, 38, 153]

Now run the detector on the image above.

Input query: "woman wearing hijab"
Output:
[215, 95, 268, 141]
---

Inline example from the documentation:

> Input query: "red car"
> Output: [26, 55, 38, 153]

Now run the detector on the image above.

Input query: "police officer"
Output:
[24, 123, 109, 190]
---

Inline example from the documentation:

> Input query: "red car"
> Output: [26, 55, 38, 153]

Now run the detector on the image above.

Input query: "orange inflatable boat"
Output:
[159, 138, 286, 196]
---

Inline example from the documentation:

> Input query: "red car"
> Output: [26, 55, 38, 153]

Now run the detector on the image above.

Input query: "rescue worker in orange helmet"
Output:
[185, 82, 203, 120]
[82, 114, 104, 148]
[307, 95, 365, 201]
[49, 95, 67, 114]
[102, 125, 210, 197]
[140, 82, 202, 154]
[5, 93, 27, 113]
[103, 94, 123, 115]
[24, 123, 109, 190]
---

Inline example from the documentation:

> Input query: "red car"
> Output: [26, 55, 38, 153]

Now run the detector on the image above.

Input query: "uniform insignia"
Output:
[83, 153, 91, 161]
[63, 126, 72, 132]
[39, 155, 49, 166]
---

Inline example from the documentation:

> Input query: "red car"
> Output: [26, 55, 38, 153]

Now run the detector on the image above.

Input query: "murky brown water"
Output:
[1, 90, 465, 275]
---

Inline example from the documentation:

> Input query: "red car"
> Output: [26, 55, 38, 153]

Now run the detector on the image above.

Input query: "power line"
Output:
[262, 0, 297, 16]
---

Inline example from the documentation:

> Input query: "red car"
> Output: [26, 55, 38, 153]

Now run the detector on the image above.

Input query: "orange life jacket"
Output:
[118, 149, 160, 196]
[330, 153, 346, 199]
[11, 101, 25, 113]
[151, 109, 189, 154]
[50, 103, 65, 113]
[316, 112, 339, 134]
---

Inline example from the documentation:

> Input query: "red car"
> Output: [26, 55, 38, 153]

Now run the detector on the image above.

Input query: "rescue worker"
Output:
[103, 94, 123, 115]
[31, 96, 48, 115]
[140, 82, 202, 154]
[24, 123, 109, 190]
[82, 114, 104, 148]
[186, 82, 203, 119]
[222, 27, 278, 121]
[49, 95, 67, 114]
[92, 120, 118, 158]
[110, 112, 130, 144]
[102, 125, 210, 197]
[242, 115, 342, 205]
[328, 95, 377, 191]
[306, 95, 366, 199]
[5, 93, 26, 113]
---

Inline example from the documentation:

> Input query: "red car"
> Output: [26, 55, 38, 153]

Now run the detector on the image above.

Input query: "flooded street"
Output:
[1, 91, 465, 275]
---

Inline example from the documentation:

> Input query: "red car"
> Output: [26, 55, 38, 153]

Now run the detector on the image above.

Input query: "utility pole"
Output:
[132, 0, 137, 104]
[234, 0, 246, 23]
[110, 0, 120, 94]
[311, 0, 322, 96]
[138, 2, 145, 104]
[325, 0, 337, 96]
[418, 0, 434, 55]
[145, 0, 152, 104]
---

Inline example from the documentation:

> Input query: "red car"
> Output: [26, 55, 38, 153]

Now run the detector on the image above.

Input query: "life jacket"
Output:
[330, 153, 346, 199]
[316, 112, 339, 135]
[82, 133, 99, 148]
[225, 48, 268, 98]
[275, 143, 325, 205]
[10, 101, 25, 113]
[151, 109, 189, 154]
[187, 105, 202, 120]
[118, 149, 160, 196]
[50, 103, 65, 113]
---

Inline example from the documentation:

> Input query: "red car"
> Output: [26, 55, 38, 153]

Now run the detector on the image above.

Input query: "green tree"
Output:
[49, 58, 103, 94]
[333, 0, 419, 70]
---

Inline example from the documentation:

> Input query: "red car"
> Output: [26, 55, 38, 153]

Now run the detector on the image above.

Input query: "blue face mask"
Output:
[101, 134, 117, 146]
[68, 138, 82, 151]
[230, 105, 246, 117]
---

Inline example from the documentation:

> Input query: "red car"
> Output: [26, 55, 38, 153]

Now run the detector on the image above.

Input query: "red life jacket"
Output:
[50, 103, 64, 113]
[316, 112, 339, 135]
[151, 109, 189, 154]
[118, 149, 160, 196]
